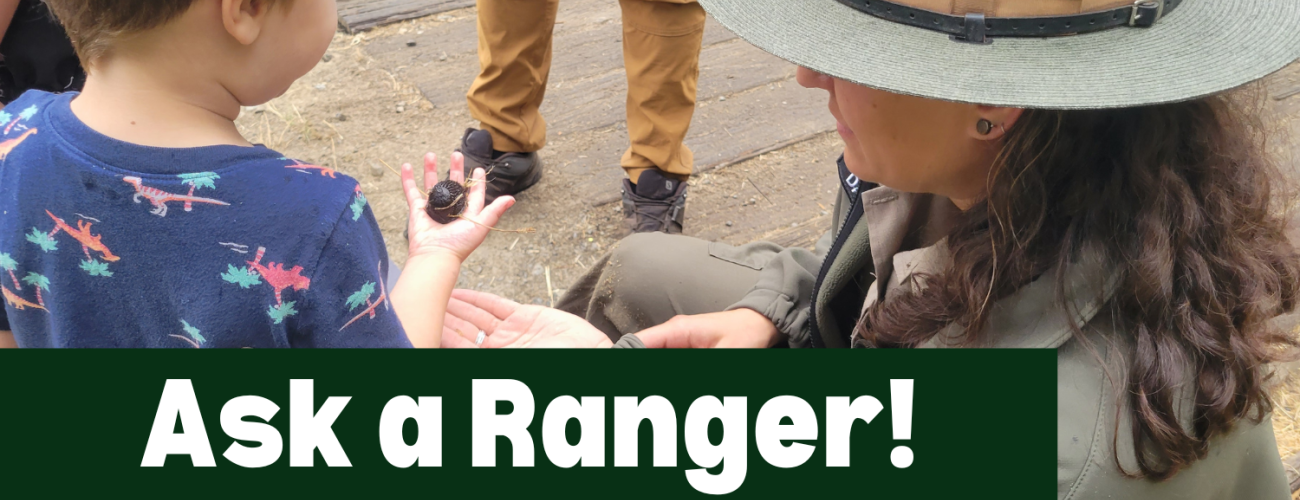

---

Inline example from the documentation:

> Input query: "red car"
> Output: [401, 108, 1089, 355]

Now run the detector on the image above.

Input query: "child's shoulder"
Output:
[0, 90, 61, 130]
[233, 153, 371, 221]
[4, 89, 63, 110]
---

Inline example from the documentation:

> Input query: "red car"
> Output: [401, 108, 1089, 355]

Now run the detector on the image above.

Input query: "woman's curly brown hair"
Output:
[856, 88, 1300, 480]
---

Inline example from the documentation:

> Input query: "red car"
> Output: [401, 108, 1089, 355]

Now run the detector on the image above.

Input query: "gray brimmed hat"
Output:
[697, 0, 1300, 109]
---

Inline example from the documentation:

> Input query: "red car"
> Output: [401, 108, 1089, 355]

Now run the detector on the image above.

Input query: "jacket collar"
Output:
[851, 185, 1120, 349]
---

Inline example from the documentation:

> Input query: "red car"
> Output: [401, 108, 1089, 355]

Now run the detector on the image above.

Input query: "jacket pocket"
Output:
[707, 241, 781, 270]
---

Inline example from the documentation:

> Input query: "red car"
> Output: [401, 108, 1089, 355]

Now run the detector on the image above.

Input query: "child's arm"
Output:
[0, 331, 15, 348]
[391, 152, 514, 348]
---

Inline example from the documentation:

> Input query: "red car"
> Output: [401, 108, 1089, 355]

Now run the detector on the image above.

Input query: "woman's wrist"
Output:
[729, 307, 783, 347]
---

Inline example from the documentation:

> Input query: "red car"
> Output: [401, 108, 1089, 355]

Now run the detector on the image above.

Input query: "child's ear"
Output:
[220, 0, 272, 45]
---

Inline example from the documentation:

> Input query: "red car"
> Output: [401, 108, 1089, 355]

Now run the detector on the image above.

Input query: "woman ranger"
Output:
[436, 0, 1300, 497]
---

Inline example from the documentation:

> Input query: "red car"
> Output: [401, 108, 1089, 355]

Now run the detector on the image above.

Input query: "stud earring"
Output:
[977, 118, 994, 135]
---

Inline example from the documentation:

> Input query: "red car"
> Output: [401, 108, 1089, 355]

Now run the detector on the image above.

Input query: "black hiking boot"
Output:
[621, 169, 687, 234]
[456, 128, 543, 204]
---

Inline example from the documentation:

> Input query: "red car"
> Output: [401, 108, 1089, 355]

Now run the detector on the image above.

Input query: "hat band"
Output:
[836, 0, 1182, 44]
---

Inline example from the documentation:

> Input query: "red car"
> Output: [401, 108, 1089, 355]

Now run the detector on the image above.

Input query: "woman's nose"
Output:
[796, 66, 833, 90]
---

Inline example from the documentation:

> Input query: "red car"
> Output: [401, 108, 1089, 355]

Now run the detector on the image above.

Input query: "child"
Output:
[0, 0, 512, 348]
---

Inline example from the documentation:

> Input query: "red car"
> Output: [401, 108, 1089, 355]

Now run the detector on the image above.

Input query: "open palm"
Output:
[403, 152, 514, 262]
[441, 289, 613, 348]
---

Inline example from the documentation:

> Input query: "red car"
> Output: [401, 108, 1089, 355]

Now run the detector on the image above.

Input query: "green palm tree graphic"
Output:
[5, 105, 36, 133]
[350, 192, 368, 221]
[346, 282, 377, 311]
[170, 320, 207, 348]
[221, 264, 262, 288]
[25, 228, 57, 252]
[80, 259, 113, 277]
[20, 273, 49, 306]
[268, 301, 298, 324]
[0, 253, 20, 290]
[178, 172, 221, 212]
[181, 320, 207, 344]
[178, 172, 220, 196]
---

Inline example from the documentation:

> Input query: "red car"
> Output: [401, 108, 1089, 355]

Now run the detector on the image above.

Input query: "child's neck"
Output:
[70, 54, 253, 149]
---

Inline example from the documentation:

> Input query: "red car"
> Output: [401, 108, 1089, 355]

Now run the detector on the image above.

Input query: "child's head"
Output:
[44, 0, 337, 105]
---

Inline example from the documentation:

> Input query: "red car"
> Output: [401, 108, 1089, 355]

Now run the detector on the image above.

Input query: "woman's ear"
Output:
[221, 0, 271, 46]
[972, 106, 1026, 141]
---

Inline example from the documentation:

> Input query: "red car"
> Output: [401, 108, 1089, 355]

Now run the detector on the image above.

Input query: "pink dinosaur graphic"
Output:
[45, 211, 119, 262]
[286, 159, 337, 178]
[0, 128, 37, 160]
[123, 176, 230, 217]
[247, 247, 311, 306]
[2, 285, 45, 312]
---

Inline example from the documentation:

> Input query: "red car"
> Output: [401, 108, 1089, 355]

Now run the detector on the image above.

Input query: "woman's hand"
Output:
[442, 289, 613, 348]
[633, 309, 781, 348]
[402, 152, 514, 263]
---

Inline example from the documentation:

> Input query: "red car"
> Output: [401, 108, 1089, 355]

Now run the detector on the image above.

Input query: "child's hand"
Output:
[402, 152, 515, 263]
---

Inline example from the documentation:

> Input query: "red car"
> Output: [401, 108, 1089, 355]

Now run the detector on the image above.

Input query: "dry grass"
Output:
[1275, 370, 1300, 461]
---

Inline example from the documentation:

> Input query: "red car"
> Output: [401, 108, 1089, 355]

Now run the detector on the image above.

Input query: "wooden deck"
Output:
[362, 0, 837, 249]
[338, 0, 474, 32]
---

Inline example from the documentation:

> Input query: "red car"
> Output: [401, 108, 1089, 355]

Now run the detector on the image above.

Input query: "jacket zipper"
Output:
[809, 177, 865, 349]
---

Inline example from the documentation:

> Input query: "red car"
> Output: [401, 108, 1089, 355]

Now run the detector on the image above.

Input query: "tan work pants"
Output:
[466, 0, 705, 182]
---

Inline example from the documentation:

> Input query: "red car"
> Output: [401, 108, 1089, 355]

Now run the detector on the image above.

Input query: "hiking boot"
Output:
[456, 128, 543, 204]
[621, 169, 687, 234]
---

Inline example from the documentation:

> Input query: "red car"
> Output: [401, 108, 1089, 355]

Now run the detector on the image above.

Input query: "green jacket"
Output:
[676, 159, 1290, 498]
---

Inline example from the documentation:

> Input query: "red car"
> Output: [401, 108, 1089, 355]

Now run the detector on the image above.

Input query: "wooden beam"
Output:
[337, 0, 474, 33]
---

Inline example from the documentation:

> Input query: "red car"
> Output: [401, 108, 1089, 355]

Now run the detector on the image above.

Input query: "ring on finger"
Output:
[475, 330, 486, 346]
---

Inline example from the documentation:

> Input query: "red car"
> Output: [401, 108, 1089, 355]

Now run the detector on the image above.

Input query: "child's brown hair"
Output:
[43, 0, 286, 63]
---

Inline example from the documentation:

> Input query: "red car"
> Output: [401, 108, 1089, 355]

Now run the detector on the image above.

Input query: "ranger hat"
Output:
[697, 0, 1300, 108]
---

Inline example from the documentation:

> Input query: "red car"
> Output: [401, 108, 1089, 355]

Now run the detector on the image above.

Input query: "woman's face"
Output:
[796, 67, 1022, 208]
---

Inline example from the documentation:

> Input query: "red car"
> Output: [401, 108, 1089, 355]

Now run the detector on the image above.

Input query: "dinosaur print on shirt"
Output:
[1, 91, 412, 348]
[285, 158, 337, 178]
[2, 105, 37, 135]
[223, 246, 312, 324]
[30, 212, 118, 277]
[2, 284, 45, 312]
[0, 258, 50, 312]
[0, 128, 37, 160]
[341, 262, 390, 331]
[124, 176, 230, 217]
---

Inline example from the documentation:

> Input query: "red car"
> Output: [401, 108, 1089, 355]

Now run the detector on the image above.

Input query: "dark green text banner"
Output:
[0, 349, 1055, 497]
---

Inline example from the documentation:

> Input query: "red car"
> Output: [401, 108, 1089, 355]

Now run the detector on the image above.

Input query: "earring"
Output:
[977, 119, 994, 135]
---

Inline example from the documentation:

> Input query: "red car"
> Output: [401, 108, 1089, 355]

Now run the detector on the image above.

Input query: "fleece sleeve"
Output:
[724, 189, 848, 348]
[291, 200, 413, 348]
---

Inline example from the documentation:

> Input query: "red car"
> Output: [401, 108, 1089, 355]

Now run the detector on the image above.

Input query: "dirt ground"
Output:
[232, 11, 842, 307]
[234, 11, 1300, 467]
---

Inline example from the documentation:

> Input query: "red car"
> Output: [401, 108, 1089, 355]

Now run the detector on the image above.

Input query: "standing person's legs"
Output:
[466, 0, 559, 154]
[618, 0, 705, 183]
[556, 232, 783, 341]
[616, 0, 705, 234]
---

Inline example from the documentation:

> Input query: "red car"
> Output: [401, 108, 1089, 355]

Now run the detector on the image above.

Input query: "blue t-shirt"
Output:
[0, 91, 412, 348]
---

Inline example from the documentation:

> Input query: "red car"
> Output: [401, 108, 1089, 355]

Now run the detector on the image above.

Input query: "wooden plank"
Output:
[365, 5, 738, 111]
[577, 78, 835, 206]
[681, 133, 843, 248]
[337, 0, 473, 33]
[543, 37, 795, 134]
